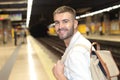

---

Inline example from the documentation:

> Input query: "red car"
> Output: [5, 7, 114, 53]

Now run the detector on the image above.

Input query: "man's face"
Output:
[54, 12, 76, 40]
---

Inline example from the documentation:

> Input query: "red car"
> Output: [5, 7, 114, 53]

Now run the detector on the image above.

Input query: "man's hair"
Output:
[53, 6, 76, 19]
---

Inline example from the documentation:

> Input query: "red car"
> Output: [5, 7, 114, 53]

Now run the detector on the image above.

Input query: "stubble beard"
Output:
[57, 27, 74, 40]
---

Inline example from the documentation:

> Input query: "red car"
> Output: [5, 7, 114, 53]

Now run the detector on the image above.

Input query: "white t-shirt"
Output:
[61, 31, 92, 80]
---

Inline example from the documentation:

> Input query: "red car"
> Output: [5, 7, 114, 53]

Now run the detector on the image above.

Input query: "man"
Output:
[52, 6, 92, 80]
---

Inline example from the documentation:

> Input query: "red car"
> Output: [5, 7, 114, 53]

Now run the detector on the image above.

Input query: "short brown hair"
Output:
[53, 6, 76, 19]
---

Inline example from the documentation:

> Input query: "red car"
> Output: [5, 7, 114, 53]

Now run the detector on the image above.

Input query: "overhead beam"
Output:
[0, 8, 27, 12]
[0, 1, 27, 5]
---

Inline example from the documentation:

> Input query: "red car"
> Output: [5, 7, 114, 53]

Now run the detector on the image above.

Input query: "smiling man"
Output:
[52, 6, 92, 80]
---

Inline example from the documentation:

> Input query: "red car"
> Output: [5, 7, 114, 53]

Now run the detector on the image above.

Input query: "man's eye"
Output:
[63, 20, 68, 23]
[55, 22, 59, 25]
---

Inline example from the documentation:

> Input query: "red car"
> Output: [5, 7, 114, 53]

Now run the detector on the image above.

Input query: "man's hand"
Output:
[52, 60, 67, 80]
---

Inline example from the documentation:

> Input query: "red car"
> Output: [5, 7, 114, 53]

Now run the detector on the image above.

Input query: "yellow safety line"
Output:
[28, 36, 56, 80]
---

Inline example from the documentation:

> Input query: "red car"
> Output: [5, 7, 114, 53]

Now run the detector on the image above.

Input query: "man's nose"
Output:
[59, 22, 64, 29]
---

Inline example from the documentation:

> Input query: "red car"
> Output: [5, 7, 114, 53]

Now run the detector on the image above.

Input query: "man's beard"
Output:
[57, 27, 74, 40]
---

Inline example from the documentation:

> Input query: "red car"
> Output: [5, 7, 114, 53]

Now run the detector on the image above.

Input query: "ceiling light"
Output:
[26, 0, 33, 27]
[78, 4, 120, 19]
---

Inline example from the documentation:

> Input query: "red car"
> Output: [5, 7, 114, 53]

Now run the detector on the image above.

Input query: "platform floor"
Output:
[0, 34, 120, 80]
[0, 36, 58, 80]
[84, 34, 120, 42]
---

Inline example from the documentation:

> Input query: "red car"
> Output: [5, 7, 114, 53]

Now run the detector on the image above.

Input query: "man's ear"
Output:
[74, 20, 78, 29]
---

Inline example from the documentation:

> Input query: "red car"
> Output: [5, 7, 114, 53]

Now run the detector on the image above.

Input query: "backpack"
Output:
[90, 42, 120, 80]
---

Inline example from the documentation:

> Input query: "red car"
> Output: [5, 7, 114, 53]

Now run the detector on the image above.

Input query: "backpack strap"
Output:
[76, 42, 111, 79]
[91, 42, 111, 80]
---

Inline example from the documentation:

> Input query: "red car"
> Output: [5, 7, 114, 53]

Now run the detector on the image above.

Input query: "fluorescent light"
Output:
[26, 0, 33, 27]
[77, 4, 120, 19]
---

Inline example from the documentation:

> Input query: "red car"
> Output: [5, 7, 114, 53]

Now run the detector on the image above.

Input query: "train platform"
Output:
[0, 34, 119, 80]
[0, 35, 57, 80]
[84, 34, 120, 42]
[50, 33, 120, 42]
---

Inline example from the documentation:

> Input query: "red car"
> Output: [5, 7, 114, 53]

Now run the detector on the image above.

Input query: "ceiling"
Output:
[0, 0, 120, 28]
[0, 0, 27, 27]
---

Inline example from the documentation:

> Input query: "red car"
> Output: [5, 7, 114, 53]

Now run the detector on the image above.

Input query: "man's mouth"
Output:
[57, 28, 67, 34]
